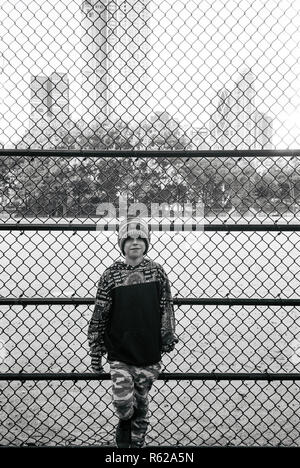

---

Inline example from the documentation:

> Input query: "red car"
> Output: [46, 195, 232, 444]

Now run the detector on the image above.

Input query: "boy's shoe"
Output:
[116, 418, 132, 448]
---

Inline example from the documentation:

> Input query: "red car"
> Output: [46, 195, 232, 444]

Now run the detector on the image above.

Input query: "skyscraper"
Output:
[30, 72, 70, 128]
[48, 72, 70, 124]
[81, 0, 152, 124]
[0, 56, 9, 117]
[210, 69, 273, 150]
[30, 75, 52, 126]
[81, 0, 110, 123]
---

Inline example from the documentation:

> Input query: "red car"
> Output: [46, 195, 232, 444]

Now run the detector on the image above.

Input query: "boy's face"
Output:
[123, 236, 146, 259]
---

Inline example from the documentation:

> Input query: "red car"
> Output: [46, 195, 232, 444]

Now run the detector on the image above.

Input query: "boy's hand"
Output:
[161, 330, 179, 353]
[162, 342, 176, 353]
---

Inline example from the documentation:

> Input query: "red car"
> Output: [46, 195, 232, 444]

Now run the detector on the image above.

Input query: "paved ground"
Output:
[1, 224, 300, 446]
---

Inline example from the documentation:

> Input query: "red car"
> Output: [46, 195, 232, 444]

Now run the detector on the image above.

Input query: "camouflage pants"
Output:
[109, 360, 161, 448]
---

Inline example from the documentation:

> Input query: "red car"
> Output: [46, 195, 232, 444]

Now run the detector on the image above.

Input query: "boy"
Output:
[88, 216, 178, 448]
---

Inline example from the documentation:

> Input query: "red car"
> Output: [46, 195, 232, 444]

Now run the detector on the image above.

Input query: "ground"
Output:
[0, 222, 300, 446]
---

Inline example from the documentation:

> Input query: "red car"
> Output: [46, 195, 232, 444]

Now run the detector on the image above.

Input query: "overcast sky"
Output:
[1, 0, 300, 147]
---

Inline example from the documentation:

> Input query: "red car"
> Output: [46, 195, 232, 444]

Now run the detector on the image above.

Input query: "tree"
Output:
[10, 119, 142, 216]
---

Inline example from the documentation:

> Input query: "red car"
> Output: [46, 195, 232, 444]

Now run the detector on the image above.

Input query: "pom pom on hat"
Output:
[118, 217, 150, 256]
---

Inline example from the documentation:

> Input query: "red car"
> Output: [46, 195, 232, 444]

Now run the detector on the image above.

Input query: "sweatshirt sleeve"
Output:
[88, 269, 112, 368]
[158, 265, 179, 353]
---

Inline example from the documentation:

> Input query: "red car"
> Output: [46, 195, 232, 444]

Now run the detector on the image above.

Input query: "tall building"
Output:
[30, 75, 51, 126]
[48, 72, 70, 124]
[80, 0, 110, 122]
[0, 56, 10, 146]
[81, 0, 152, 124]
[30, 72, 70, 128]
[210, 69, 273, 150]
[0, 56, 8, 113]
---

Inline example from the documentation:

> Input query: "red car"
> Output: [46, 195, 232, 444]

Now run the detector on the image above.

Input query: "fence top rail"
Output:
[0, 223, 300, 231]
[1, 372, 300, 381]
[1, 149, 300, 158]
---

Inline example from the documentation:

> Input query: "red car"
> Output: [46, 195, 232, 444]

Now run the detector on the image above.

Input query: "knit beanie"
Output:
[118, 217, 150, 256]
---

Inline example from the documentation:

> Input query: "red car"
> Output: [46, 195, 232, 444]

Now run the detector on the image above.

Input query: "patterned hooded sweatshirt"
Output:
[88, 257, 178, 368]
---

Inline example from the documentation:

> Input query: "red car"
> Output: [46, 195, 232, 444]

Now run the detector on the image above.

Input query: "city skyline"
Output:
[1, 0, 300, 147]
[26, 66, 274, 151]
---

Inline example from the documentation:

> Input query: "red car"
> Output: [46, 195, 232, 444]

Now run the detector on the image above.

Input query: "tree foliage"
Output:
[2, 115, 300, 217]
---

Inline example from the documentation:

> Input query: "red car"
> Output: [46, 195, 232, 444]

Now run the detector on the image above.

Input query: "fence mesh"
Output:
[1, 0, 300, 150]
[1, 0, 300, 448]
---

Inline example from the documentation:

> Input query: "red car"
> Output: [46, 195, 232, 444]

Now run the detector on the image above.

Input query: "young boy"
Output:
[88, 216, 178, 448]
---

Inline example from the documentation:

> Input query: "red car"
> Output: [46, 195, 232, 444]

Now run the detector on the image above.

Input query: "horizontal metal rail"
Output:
[1, 372, 300, 381]
[0, 223, 299, 232]
[1, 297, 300, 306]
[1, 149, 300, 158]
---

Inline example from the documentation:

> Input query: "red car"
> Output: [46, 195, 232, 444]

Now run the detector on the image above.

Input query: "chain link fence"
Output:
[1, 0, 300, 447]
